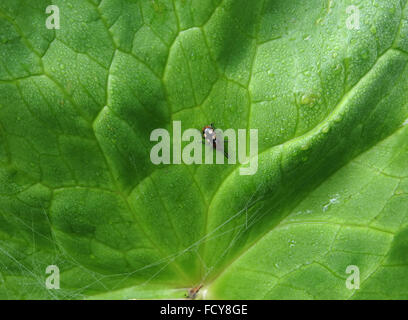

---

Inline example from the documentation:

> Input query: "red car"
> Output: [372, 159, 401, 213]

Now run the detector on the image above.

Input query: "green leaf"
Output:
[0, 0, 407, 299]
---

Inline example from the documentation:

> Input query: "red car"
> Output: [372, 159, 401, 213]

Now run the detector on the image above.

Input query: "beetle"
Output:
[202, 123, 228, 158]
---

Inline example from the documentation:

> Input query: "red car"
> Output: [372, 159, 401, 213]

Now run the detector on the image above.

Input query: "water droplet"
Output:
[301, 143, 310, 151]
[288, 239, 296, 248]
[301, 94, 318, 105]
[323, 194, 340, 212]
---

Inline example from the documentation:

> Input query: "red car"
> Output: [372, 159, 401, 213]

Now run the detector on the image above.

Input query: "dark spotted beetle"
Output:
[202, 123, 228, 158]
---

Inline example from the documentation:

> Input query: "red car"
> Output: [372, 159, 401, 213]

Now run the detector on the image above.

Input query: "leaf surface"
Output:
[0, 0, 407, 299]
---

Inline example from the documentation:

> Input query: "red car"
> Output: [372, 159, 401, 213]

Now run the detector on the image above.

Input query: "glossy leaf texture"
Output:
[0, 0, 407, 299]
